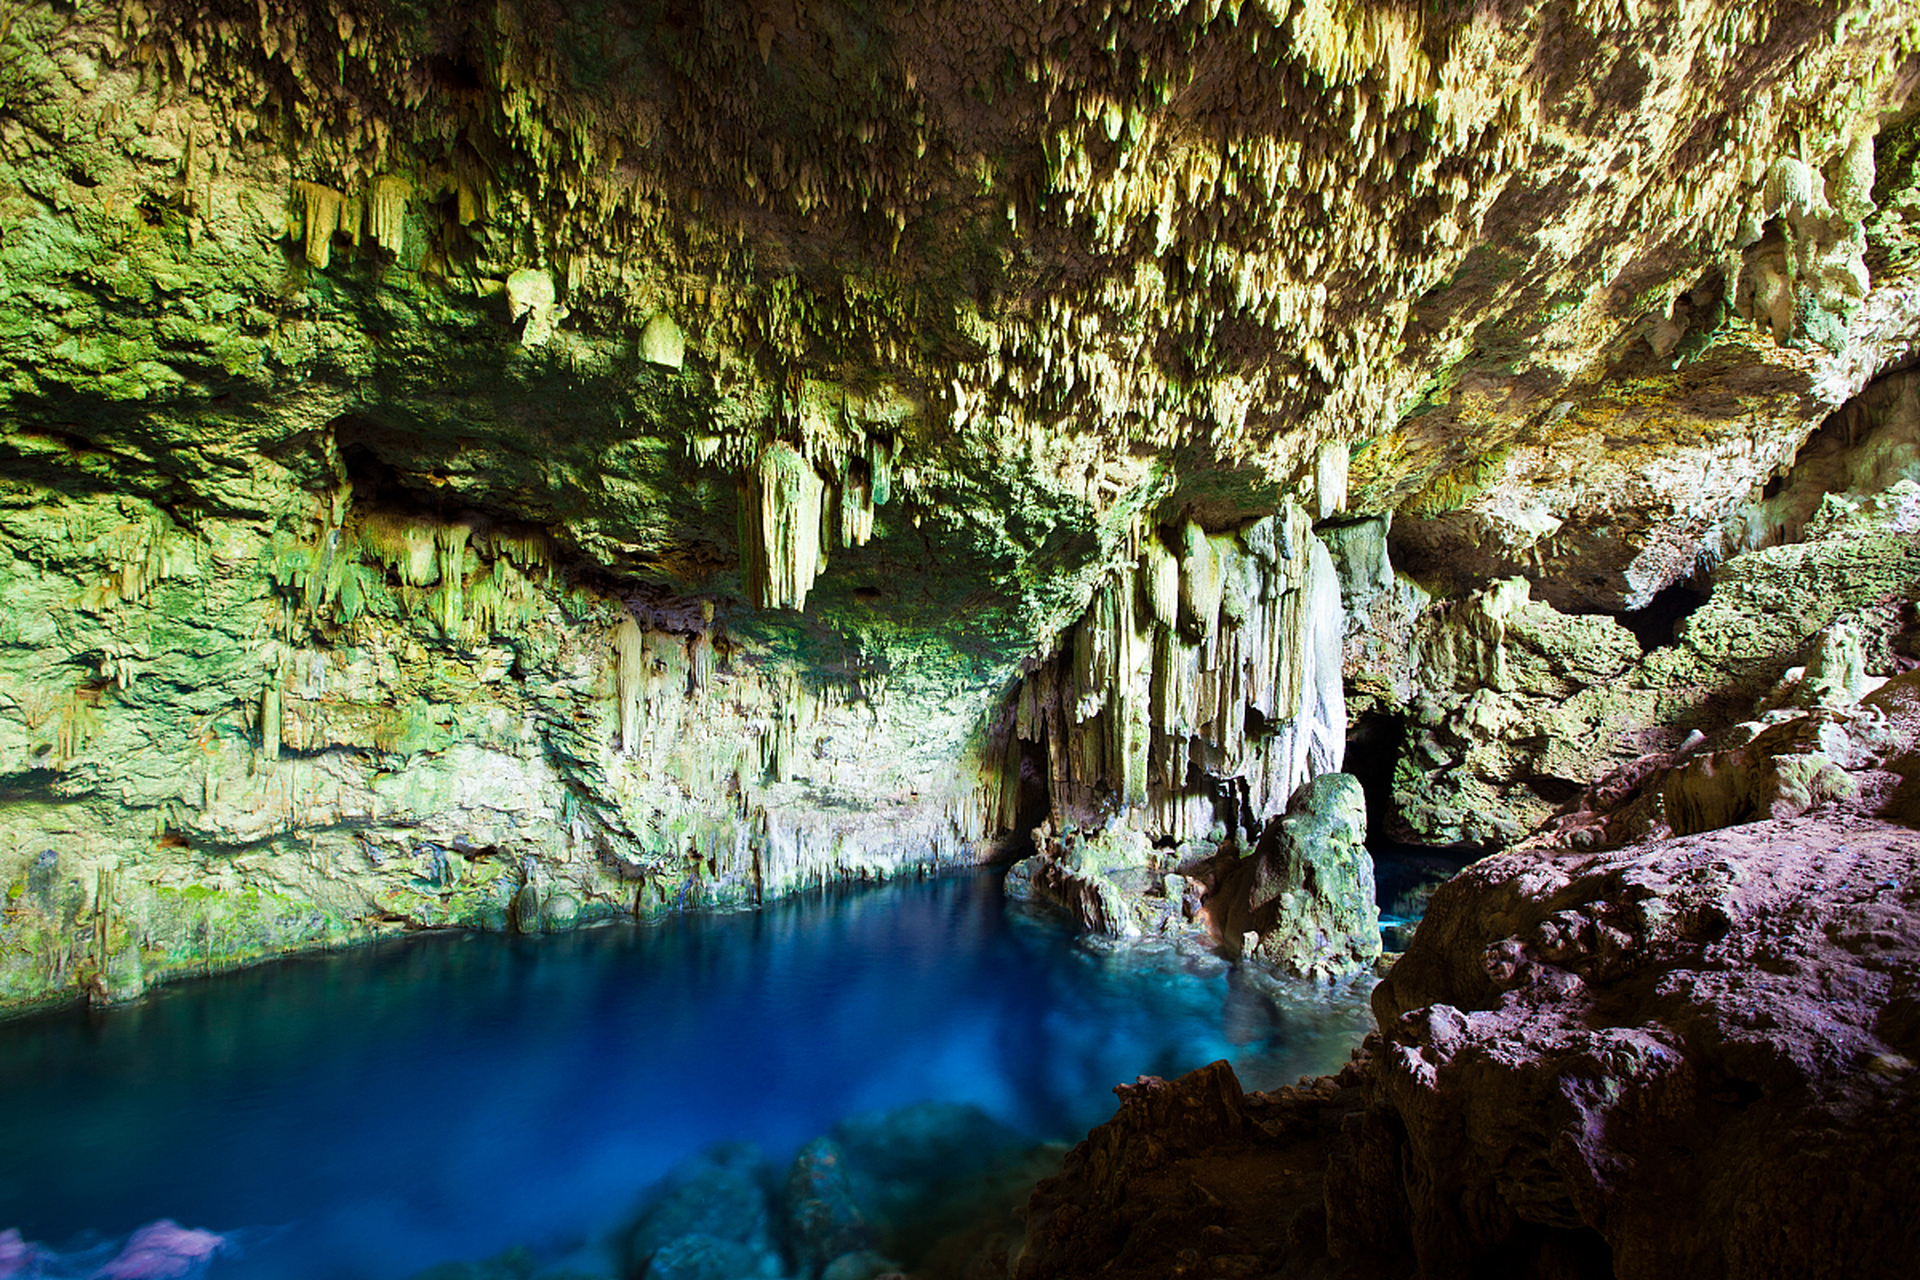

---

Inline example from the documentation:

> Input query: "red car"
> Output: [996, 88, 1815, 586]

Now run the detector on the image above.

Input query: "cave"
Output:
[3, 3, 1920, 1278]
[1617, 578, 1711, 652]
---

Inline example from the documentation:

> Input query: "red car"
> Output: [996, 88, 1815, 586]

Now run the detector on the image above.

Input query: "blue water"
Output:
[0, 870, 1374, 1279]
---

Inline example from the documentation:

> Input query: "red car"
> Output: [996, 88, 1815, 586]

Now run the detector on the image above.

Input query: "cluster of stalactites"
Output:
[288, 176, 412, 269]
[612, 605, 718, 757]
[1004, 501, 1347, 843]
[736, 434, 895, 611]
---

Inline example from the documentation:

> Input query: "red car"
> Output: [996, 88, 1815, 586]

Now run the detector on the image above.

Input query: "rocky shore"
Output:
[1006, 812, 1920, 1280]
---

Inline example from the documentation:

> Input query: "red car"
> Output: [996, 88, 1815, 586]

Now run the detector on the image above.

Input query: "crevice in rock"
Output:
[1344, 709, 1404, 843]
[1346, 710, 1478, 949]
[1615, 577, 1711, 652]
[1001, 737, 1052, 861]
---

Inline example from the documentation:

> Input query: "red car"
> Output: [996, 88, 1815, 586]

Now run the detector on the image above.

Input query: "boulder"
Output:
[623, 1143, 779, 1278]
[1213, 774, 1381, 978]
[785, 1138, 872, 1277]
[1355, 815, 1920, 1279]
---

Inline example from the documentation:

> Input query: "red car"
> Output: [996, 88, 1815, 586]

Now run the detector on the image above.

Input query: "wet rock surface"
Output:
[1006, 771, 1380, 979]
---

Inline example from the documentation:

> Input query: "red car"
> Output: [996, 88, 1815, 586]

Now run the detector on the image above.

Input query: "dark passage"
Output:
[1618, 578, 1710, 651]
[1346, 710, 1476, 949]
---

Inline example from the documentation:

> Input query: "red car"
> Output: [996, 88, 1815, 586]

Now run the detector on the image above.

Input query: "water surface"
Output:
[0, 870, 1374, 1278]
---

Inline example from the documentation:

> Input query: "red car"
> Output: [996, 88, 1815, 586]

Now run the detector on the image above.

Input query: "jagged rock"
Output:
[1001, 813, 1920, 1280]
[1395, 477, 1920, 851]
[1003, 826, 1178, 940]
[1356, 815, 1920, 1280]
[1535, 617, 1920, 852]
[1396, 576, 1646, 847]
[1323, 515, 1430, 716]
[1010, 1060, 1370, 1280]
[1009, 776, 1380, 978]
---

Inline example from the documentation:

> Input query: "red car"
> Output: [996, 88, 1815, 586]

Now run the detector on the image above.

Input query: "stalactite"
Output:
[867, 435, 894, 507]
[690, 602, 717, 693]
[740, 443, 828, 611]
[614, 615, 645, 753]
[1177, 520, 1224, 642]
[1010, 500, 1347, 842]
[1140, 533, 1179, 629]
[1313, 441, 1350, 519]
[363, 173, 410, 255]
[260, 680, 281, 762]
[289, 181, 350, 269]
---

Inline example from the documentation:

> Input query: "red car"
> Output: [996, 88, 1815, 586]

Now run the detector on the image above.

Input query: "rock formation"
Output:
[0, 0, 1915, 1022]
[2, 1, 1920, 1276]
[996, 809, 1920, 1280]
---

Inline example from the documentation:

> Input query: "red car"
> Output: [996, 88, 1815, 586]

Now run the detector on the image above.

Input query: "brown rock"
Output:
[1363, 815, 1920, 1279]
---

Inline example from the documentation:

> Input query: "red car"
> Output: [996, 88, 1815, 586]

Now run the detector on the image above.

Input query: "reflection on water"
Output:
[0, 869, 1374, 1278]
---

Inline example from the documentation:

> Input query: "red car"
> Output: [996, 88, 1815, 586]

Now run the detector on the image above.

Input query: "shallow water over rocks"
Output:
[0, 870, 1373, 1279]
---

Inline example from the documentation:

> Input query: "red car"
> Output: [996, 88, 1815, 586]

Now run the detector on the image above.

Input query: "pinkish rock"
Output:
[1353, 814, 1920, 1279]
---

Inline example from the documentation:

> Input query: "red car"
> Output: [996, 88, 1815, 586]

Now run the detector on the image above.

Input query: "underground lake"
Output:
[0, 869, 1378, 1279]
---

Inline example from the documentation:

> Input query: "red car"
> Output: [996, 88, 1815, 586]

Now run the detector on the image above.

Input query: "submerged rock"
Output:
[622, 1144, 781, 1280]
[784, 1139, 873, 1278]
[817, 1250, 898, 1280]
[644, 1234, 775, 1280]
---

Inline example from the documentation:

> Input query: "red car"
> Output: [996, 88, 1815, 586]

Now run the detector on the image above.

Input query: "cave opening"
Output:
[1618, 577, 1711, 651]
[1004, 737, 1053, 858]
[1346, 710, 1476, 948]
[1345, 709, 1405, 848]
[338, 430, 472, 521]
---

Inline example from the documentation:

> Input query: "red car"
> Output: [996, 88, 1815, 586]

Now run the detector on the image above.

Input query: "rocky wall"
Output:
[6, 0, 1920, 1012]
[1384, 403, 1920, 850]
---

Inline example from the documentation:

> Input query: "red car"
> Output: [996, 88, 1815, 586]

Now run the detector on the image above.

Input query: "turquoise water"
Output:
[0, 870, 1374, 1278]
